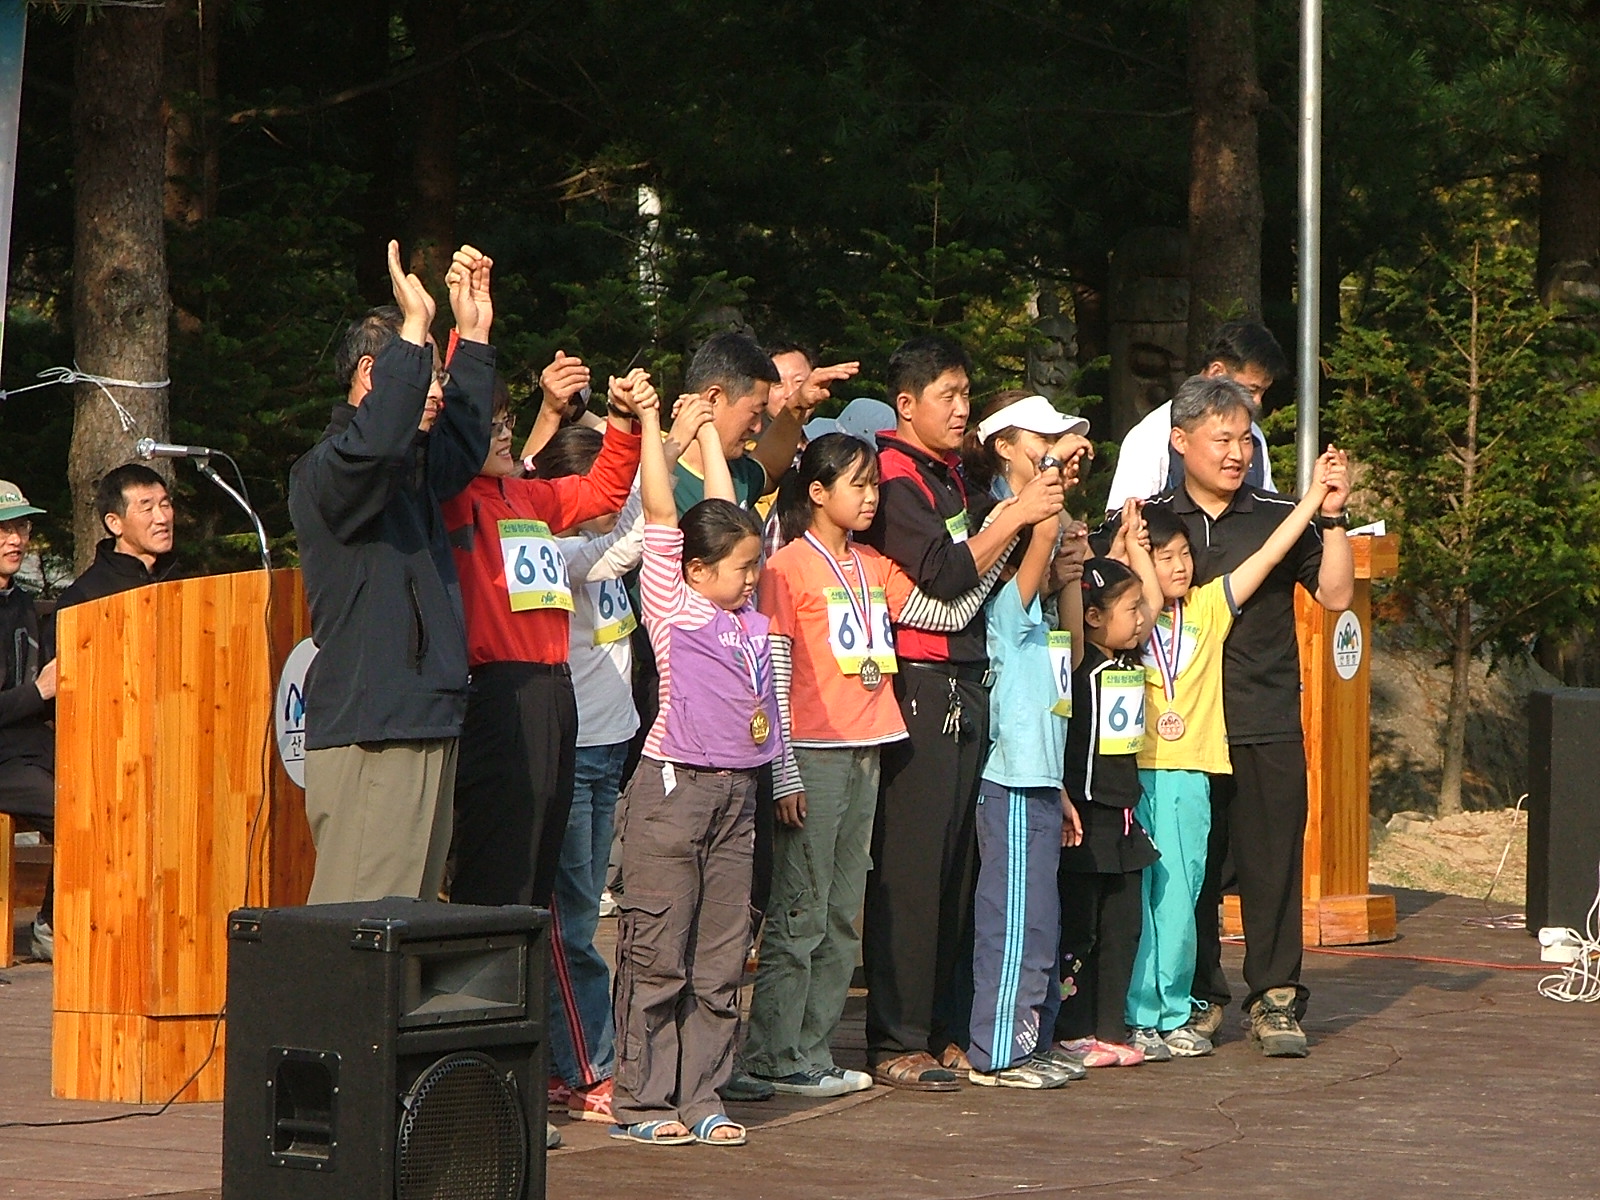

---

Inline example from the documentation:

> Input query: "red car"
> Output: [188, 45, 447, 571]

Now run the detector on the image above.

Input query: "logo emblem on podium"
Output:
[275, 638, 319, 786]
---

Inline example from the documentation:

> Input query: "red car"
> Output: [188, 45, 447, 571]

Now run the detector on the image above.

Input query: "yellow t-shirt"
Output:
[1136, 577, 1237, 774]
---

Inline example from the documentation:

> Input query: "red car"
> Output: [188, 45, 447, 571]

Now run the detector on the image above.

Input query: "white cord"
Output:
[0, 364, 169, 432]
[1537, 860, 1600, 1003]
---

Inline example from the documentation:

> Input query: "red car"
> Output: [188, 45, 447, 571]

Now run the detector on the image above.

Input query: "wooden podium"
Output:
[1224, 534, 1400, 946]
[52, 568, 315, 1102]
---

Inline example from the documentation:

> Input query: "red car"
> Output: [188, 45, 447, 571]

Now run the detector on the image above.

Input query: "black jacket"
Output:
[54, 537, 182, 611]
[0, 583, 53, 767]
[288, 337, 493, 749]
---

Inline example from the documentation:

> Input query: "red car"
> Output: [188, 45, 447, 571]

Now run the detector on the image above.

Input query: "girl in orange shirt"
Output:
[742, 433, 1003, 1095]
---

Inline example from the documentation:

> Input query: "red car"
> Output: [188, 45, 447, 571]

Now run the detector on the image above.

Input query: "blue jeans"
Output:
[548, 741, 628, 1087]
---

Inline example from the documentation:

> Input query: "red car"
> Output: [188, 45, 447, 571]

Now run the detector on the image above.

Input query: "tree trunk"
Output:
[69, 5, 171, 570]
[1185, 0, 1266, 368]
[1437, 597, 1472, 817]
[163, 0, 221, 226]
[1536, 83, 1600, 305]
[405, 0, 459, 328]
[352, 0, 401, 304]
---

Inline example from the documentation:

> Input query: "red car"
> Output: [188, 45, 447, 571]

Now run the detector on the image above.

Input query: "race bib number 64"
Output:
[1098, 667, 1146, 754]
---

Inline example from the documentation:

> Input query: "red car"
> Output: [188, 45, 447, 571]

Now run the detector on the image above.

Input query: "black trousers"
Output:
[449, 662, 578, 908]
[863, 665, 987, 1063]
[0, 757, 54, 924]
[1055, 867, 1142, 1043]
[1191, 740, 1308, 1015]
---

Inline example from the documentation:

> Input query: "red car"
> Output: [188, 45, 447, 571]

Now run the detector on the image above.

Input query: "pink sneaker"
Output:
[548, 1076, 575, 1106]
[1055, 1037, 1145, 1068]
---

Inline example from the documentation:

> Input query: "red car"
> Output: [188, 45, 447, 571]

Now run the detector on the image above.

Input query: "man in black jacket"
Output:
[288, 240, 494, 904]
[0, 481, 57, 961]
[54, 463, 181, 611]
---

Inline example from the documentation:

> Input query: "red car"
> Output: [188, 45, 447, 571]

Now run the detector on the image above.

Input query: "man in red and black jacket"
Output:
[856, 336, 1063, 1090]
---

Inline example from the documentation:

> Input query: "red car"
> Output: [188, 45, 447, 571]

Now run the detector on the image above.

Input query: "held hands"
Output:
[1048, 433, 1094, 490]
[34, 659, 57, 702]
[445, 244, 494, 344]
[1061, 792, 1083, 848]
[669, 392, 717, 447]
[1315, 445, 1350, 516]
[386, 240, 436, 346]
[540, 351, 591, 413]
[776, 791, 807, 829]
[792, 361, 862, 417]
[1012, 462, 1066, 524]
[608, 368, 659, 421]
[1108, 497, 1148, 563]
[1050, 520, 1090, 589]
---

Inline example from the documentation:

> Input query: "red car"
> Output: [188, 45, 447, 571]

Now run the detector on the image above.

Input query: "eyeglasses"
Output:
[0, 518, 33, 541]
[490, 418, 515, 437]
[432, 369, 452, 390]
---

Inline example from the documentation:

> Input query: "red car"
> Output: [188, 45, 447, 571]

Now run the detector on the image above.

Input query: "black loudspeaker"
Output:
[1526, 690, 1600, 934]
[222, 898, 549, 1200]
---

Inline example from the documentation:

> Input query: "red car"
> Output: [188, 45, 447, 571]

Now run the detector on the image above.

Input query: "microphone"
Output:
[136, 437, 215, 460]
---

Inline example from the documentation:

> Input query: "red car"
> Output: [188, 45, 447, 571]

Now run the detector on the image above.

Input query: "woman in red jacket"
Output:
[443, 369, 652, 909]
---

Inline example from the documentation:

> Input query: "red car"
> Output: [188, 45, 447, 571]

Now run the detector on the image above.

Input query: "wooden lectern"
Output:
[52, 568, 315, 1102]
[1224, 533, 1400, 945]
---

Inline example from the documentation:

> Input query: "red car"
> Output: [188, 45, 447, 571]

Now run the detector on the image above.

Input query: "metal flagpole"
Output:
[1296, 0, 1322, 494]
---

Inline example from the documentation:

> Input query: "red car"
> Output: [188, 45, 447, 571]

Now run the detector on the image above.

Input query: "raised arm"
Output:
[520, 351, 591, 464]
[637, 390, 677, 528]
[1119, 497, 1164, 619]
[893, 505, 1015, 631]
[697, 400, 737, 503]
[1229, 448, 1336, 608]
[1311, 446, 1355, 611]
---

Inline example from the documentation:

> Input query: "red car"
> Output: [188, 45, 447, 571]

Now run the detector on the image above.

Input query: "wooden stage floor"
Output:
[3, 887, 1597, 1200]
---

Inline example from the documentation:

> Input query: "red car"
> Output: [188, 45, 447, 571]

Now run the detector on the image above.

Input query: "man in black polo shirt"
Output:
[1108, 373, 1352, 1057]
[857, 335, 1063, 1089]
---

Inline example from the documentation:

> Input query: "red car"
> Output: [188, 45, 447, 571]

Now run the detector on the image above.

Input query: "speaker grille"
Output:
[395, 1052, 527, 1200]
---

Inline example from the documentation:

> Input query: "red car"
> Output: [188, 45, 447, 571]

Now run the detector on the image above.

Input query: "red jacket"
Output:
[443, 423, 641, 666]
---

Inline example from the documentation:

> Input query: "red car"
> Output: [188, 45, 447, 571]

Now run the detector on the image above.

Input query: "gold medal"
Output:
[860, 657, 883, 691]
[750, 709, 771, 744]
[1156, 709, 1186, 741]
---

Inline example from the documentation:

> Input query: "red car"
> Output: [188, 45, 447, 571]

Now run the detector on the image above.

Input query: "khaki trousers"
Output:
[302, 738, 458, 904]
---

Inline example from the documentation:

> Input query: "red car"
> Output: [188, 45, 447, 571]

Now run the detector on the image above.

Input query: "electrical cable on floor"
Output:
[1461, 793, 1527, 930]
[1536, 862, 1600, 1003]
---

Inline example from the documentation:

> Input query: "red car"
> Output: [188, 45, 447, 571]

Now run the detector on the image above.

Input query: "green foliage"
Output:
[1327, 190, 1600, 660]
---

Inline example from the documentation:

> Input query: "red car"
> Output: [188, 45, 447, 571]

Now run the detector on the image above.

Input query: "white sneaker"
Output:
[30, 918, 53, 962]
[821, 1065, 874, 1093]
[597, 891, 619, 918]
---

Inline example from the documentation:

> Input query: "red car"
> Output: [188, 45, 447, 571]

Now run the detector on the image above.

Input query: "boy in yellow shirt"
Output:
[1116, 447, 1344, 1058]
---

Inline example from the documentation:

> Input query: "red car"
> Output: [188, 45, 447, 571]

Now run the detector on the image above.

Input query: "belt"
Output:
[903, 659, 989, 684]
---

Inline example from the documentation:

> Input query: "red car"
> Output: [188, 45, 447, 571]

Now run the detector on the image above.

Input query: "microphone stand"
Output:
[193, 456, 272, 574]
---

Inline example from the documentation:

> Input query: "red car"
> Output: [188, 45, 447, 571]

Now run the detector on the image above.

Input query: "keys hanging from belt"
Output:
[942, 677, 962, 739]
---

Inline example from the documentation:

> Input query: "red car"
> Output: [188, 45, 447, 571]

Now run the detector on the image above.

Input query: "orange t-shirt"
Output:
[759, 537, 915, 746]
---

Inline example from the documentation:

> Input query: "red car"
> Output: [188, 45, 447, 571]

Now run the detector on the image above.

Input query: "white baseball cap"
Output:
[835, 397, 898, 445]
[975, 394, 1090, 444]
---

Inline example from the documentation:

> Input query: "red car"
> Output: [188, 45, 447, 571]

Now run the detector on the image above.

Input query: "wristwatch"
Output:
[607, 403, 635, 421]
[1314, 510, 1350, 529]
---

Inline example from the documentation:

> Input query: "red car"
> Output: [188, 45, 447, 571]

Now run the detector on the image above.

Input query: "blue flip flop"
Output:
[690, 1113, 747, 1146]
[608, 1120, 694, 1146]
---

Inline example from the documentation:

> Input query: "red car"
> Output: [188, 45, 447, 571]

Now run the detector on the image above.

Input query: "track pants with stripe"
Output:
[1125, 768, 1211, 1032]
[968, 780, 1064, 1073]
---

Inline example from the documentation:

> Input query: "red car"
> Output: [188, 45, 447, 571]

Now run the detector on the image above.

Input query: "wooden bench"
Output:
[1, 812, 52, 968]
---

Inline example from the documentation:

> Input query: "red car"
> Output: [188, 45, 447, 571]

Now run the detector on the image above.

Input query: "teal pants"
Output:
[1125, 768, 1212, 1032]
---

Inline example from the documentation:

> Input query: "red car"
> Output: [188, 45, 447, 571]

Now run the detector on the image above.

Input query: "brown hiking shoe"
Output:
[1247, 988, 1308, 1057]
[1183, 1002, 1224, 1042]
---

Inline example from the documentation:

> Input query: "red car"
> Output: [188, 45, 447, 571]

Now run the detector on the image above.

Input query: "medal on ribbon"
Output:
[803, 532, 882, 690]
[730, 611, 772, 744]
[1149, 598, 1186, 742]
